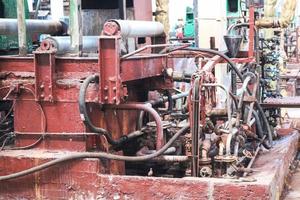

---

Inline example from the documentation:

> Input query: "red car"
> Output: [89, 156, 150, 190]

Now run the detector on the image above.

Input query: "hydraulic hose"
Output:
[104, 103, 164, 150]
[180, 47, 273, 146]
[0, 125, 189, 181]
[245, 107, 271, 149]
[182, 47, 244, 81]
[78, 75, 128, 146]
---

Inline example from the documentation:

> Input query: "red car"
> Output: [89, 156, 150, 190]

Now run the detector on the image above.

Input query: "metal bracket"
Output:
[99, 36, 126, 104]
[34, 50, 56, 102]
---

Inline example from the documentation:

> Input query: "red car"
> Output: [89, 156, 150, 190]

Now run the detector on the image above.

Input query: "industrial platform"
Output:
[0, 131, 298, 199]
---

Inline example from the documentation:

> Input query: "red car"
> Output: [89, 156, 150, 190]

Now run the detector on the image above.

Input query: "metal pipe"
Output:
[202, 83, 234, 156]
[34, 0, 42, 19]
[191, 77, 200, 177]
[70, 0, 83, 55]
[175, 47, 273, 146]
[0, 19, 63, 35]
[137, 147, 176, 156]
[103, 20, 164, 38]
[44, 36, 100, 54]
[148, 92, 189, 106]
[104, 103, 164, 150]
[202, 84, 233, 134]
[151, 155, 189, 162]
[121, 43, 188, 59]
[236, 76, 252, 127]
[193, 0, 199, 47]
[17, 0, 27, 56]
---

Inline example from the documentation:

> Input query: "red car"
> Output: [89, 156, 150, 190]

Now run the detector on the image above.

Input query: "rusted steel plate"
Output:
[263, 97, 300, 108]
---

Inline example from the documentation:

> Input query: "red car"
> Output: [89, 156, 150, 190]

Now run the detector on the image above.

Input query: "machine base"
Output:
[0, 132, 298, 200]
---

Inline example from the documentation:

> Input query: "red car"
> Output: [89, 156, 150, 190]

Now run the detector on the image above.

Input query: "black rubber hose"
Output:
[245, 107, 271, 149]
[166, 91, 173, 112]
[0, 125, 189, 181]
[78, 75, 128, 146]
[183, 47, 244, 82]
[180, 47, 273, 146]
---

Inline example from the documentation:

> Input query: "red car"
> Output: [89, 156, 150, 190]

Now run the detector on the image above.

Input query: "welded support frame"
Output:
[34, 51, 56, 102]
[99, 36, 124, 105]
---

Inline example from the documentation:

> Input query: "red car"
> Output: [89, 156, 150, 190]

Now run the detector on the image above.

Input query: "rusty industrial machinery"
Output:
[0, 0, 298, 199]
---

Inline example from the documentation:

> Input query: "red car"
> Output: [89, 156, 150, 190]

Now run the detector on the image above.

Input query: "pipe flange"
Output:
[103, 21, 120, 36]
[39, 40, 56, 52]
[198, 158, 211, 165]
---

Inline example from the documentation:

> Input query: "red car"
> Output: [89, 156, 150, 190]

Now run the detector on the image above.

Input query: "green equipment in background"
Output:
[0, 0, 30, 53]
[183, 7, 194, 38]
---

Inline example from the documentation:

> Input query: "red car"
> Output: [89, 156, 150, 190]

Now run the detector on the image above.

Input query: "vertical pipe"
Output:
[191, 78, 200, 177]
[119, 0, 126, 20]
[297, 28, 299, 63]
[248, 5, 255, 58]
[70, 0, 82, 56]
[17, 0, 27, 56]
[34, 0, 41, 19]
[193, 0, 199, 47]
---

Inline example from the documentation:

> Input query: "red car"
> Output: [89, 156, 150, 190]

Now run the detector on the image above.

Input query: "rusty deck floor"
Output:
[284, 164, 300, 199]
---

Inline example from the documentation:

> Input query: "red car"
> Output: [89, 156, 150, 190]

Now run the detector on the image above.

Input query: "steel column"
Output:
[70, 0, 83, 55]
[17, 0, 27, 56]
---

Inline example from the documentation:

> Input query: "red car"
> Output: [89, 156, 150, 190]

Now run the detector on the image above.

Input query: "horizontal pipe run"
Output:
[103, 20, 164, 38]
[44, 36, 100, 54]
[0, 18, 63, 35]
[151, 155, 189, 162]
[148, 92, 189, 106]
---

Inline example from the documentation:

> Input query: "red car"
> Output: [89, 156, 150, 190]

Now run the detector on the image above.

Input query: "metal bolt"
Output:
[104, 86, 108, 91]
[40, 84, 44, 89]
[113, 87, 117, 91]
[40, 94, 45, 98]
[104, 96, 108, 100]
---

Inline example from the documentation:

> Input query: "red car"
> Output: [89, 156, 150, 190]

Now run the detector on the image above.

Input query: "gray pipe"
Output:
[44, 36, 100, 54]
[106, 20, 164, 38]
[0, 18, 63, 35]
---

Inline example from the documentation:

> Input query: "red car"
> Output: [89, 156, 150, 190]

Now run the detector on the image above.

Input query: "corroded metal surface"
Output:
[263, 97, 300, 108]
[0, 132, 297, 199]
